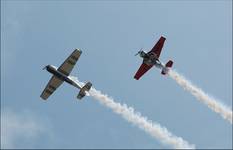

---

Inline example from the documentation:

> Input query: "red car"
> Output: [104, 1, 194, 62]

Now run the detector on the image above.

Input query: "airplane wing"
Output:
[148, 36, 166, 58]
[134, 63, 153, 80]
[40, 76, 64, 100]
[57, 49, 82, 76]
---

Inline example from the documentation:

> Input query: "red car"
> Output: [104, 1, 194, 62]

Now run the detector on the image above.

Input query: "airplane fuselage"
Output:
[45, 65, 81, 89]
[139, 51, 164, 69]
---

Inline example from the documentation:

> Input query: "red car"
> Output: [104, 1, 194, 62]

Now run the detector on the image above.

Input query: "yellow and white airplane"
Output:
[40, 49, 92, 100]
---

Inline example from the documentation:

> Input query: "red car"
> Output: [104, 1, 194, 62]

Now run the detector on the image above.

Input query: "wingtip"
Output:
[40, 95, 48, 101]
[134, 76, 139, 80]
[75, 48, 82, 53]
[161, 36, 166, 40]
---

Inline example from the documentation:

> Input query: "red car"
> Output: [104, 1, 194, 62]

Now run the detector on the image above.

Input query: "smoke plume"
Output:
[168, 69, 232, 124]
[70, 76, 194, 149]
[88, 88, 195, 149]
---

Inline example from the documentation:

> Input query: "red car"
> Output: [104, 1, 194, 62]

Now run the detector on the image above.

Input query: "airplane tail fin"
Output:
[161, 60, 173, 75]
[77, 82, 92, 100]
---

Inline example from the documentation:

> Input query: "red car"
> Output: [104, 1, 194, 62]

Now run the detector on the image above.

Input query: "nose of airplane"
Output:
[43, 65, 48, 70]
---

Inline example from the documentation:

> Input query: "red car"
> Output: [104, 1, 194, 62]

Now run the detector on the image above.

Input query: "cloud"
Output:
[1, 108, 53, 149]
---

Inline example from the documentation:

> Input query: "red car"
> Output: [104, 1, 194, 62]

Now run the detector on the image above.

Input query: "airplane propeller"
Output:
[135, 48, 143, 56]
[43, 66, 47, 70]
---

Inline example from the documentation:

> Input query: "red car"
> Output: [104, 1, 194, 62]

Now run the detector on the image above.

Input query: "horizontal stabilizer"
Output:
[161, 70, 166, 75]
[161, 60, 173, 75]
[77, 82, 92, 99]
[166, 60, 173, 68]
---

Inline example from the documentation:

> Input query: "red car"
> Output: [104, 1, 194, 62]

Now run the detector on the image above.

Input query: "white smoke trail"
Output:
[71, 77, 195, 149]
[168, 69, 232, 124]
[88, 88, 195, 149]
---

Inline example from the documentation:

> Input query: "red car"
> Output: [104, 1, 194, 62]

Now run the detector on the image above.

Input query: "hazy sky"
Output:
[1, 0, 232, 149]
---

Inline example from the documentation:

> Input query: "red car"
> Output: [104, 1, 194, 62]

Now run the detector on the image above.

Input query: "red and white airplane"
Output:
[134, 36, 173, 80]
